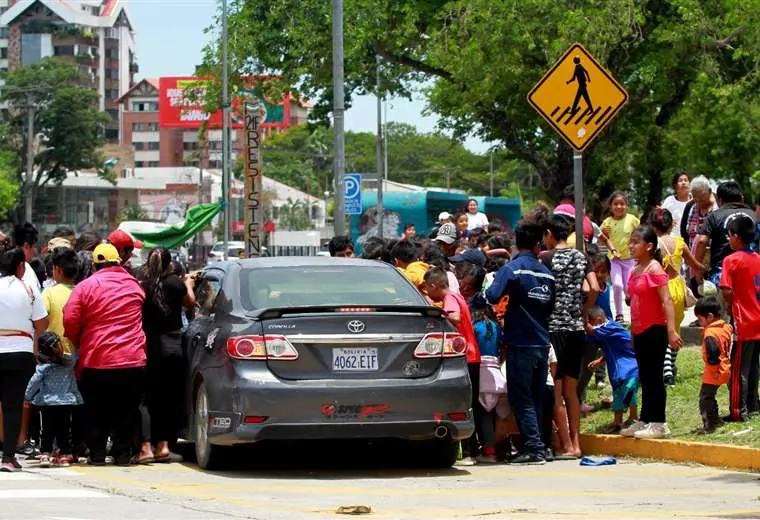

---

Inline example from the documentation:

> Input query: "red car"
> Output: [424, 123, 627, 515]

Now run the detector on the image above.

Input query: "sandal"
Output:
[604, 424, 622, 434]
[130, 454, 154, 465]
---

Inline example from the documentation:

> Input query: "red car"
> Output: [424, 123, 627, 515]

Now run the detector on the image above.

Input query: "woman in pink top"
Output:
[620, 226, 682, 440]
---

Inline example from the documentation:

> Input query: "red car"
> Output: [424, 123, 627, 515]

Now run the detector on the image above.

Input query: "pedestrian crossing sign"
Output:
[527, 43, 628, 152]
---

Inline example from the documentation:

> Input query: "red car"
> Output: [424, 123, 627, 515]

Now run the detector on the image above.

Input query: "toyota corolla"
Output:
[181, 257, 474, 469]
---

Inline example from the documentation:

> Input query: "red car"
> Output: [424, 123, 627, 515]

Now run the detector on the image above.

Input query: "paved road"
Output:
[3, 441, 759, 520]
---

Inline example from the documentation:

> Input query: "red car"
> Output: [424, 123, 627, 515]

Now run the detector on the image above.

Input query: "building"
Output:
[0, 0, 137, 140]
[118, 77, 310, 168]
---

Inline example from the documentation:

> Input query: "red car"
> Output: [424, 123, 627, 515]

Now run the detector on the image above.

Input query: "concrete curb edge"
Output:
[579, 433, 760, 472]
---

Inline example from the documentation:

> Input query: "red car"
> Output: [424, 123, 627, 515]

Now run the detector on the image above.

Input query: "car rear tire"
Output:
[194, 382, 224, 470]
[421, 439, 459, 468]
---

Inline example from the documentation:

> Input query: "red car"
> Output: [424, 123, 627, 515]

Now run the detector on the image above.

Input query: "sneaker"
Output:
[507, 452, 546, 465]
[16, 441, 40, 460]
[545, 449, 555, 462]
[634, 422, 672, 439]
[0, 458, 22, 472]
[39, 454, 52, 468]
[455, 456, 477, 467]
[663, 375, 675, 386]
[54, 456, 70, 468]
[475, 454, 498, 464]
[620, 420, 647, 437]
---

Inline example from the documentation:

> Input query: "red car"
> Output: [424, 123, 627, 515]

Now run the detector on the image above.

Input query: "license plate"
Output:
[332, 348, 379, 371]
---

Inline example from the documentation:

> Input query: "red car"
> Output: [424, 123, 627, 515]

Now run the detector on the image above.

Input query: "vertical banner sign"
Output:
[244, 103, 263, 257]
[343, 174, 362, 215]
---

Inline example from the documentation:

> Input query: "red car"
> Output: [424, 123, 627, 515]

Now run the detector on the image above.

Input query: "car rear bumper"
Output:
[203, 361, 473, 445]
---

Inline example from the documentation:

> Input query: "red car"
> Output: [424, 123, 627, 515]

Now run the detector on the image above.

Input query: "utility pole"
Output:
[383, 100, 388, 180]
[24, 94, 35, 224]
[489, 153, 494, 197]
[221, 0, 231, 255]
[375, 55, 384, 239]
[331, 0, 346, 236]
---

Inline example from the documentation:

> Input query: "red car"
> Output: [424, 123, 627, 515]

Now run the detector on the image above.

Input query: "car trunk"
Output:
[261, 310, 447, 380]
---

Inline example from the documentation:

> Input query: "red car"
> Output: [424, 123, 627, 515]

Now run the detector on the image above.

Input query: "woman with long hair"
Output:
[0, 248, 49, 472]
[141, 248, 196, 462]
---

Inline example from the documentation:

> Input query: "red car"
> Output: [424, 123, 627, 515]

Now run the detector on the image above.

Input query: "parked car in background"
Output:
[182, 257, 474, 469]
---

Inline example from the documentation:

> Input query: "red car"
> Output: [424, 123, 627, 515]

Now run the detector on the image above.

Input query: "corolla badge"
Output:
[346, 320, 366, 333]
[527, 285, 552, 303]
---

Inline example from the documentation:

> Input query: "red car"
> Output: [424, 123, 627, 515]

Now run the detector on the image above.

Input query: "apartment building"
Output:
[119, 77, 310, 168]
[0, 0, 137, 140]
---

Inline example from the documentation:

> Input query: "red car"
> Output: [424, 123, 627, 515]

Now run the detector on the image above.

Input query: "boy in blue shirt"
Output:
[585, 306, 640, 434]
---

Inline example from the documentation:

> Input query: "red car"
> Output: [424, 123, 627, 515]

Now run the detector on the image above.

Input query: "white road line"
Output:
[0, 473, 44, 481]
[0, 490, 108, 499]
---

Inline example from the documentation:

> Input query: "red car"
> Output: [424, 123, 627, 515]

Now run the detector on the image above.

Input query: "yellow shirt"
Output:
[397, 261, 431, 293]
[42, 283, 75, 355]
[601, 214, 640, 260]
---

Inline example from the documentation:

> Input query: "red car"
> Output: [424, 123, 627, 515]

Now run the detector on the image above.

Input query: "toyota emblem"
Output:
[346, 320, 366, 334]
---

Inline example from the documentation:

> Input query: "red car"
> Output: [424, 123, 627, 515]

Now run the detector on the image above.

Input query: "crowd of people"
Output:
[0, 224, 195, 472]
[0, 174, 758, 471]
[329, 176, 760, 465]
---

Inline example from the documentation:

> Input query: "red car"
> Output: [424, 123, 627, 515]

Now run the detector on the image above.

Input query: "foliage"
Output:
[257, 122, 520, 199]
[0, 58, 112, 222]
[276, 198, 313, 230]
[200, 0, 760, 215]
[0, 150, 20, 220]
[117, 205, 149, 224]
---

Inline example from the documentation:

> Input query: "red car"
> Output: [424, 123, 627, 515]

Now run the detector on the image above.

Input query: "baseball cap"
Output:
[434, 223, 458, 245]
[448, 248, 486, 266]
[438, 211, 452, 222]
[108, 229, 143, 250]
[553, 203, 594, 241]
[92, 243, 121, 264]
[47, 237, 73, 250]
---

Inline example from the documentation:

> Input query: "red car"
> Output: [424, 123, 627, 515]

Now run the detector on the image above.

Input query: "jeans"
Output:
[507, 347, 548, 457]
[80, 367, 146, 463]
[0, 352, 35, 460]
[633, 325, 668, 424]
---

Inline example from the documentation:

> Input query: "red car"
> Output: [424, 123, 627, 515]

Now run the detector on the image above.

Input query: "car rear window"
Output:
[240, 265, 425, 310]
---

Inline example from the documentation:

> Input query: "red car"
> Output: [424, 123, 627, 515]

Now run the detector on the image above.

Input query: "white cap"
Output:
[438, 211, 452, 222]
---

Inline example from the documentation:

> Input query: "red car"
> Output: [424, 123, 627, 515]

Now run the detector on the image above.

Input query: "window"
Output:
[105, 67, 119, 79]
[132, 122, 159, 132]
[105, 128, 119, 141]
[240, 266, 424, 310]
[105, 48, 118, 59]
[135, 161, 144, 167]
[197, 273, 223, 316]
[183, 142, 199, 151]
[0, 48, 7, 59]
[0, 28, 8, 38]
[106, 109, 118, 123]
[131, 101, 158, 112]
[147, 142, 159, 150]
[105, 89, 119, 100]
[208, 160, 222, 169]
[53, 45, 74, 56]
[134, 142, 145, 151]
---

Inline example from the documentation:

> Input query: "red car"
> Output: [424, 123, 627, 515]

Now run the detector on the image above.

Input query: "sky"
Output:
[128, 0, 489, 154]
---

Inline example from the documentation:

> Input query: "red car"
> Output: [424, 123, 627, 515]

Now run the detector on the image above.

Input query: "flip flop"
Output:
[553, 454, 580, 461]
[130, 454, 154, 465]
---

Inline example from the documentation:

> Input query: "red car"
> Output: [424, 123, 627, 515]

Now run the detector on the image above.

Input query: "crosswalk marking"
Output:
[0, 470, 109, 500]
[0, 489, 108, 499]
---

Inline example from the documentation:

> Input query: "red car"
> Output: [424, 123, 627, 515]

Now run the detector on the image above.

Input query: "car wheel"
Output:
[421, 439, 459, 468]
[195, 382, 224, 470]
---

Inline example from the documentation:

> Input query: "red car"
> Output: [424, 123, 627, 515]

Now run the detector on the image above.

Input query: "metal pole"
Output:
[383, 100, 388, 180]
[489, 153, 494, 197]
[573, 151, 584, 253]
[332, 0, 346, 236]
[375, 55, 384, 239]
[221, 0, 231, 254]
[24, 96, 35, 224]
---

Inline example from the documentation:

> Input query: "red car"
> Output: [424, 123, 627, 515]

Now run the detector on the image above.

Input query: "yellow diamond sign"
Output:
[528, 43, 628, 151]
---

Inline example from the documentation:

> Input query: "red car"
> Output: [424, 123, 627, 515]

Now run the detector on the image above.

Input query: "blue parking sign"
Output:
[344, 174, 362, 215]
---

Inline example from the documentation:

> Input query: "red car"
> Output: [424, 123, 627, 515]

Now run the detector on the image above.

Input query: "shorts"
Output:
[612, 377, 640, 412]
[550, 330, 585, 380]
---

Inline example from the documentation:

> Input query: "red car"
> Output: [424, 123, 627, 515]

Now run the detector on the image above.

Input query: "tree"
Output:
[200, 0, 760, 212]
[277, 198, 313, 230]
[0, 150, 20, 220]
[1, 58, 112, 223]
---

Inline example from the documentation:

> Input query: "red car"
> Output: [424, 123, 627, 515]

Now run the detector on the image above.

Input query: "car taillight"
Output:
[413, 333, 467, 359]
[227, 335, 299, 360]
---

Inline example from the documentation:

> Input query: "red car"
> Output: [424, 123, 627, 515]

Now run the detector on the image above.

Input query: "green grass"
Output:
[581, 347, 760, 449]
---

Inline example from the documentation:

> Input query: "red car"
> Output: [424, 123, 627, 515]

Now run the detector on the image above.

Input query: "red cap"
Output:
[108, 229, 144, 250]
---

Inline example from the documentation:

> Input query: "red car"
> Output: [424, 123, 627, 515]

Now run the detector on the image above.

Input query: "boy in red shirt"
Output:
[424, 267, 483, 464]
[719, 214, 760, 422]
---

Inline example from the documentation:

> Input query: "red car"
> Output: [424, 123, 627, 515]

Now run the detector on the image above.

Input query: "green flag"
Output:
[131, 202, 224, 249]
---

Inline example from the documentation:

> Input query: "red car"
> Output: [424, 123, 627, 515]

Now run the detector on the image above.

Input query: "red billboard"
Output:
[158, 76, 291, 129]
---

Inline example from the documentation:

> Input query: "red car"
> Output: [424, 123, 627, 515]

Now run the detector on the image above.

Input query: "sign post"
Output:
[244, 103, 263, 257]
[527, 43, 628, 252]
[344, 174, 362, 216]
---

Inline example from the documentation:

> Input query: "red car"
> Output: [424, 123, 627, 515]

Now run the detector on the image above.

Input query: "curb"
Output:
[580, 433, 760, 472]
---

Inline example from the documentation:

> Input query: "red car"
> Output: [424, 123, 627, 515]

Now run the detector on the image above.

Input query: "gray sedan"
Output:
[182, 257, 474, 469]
